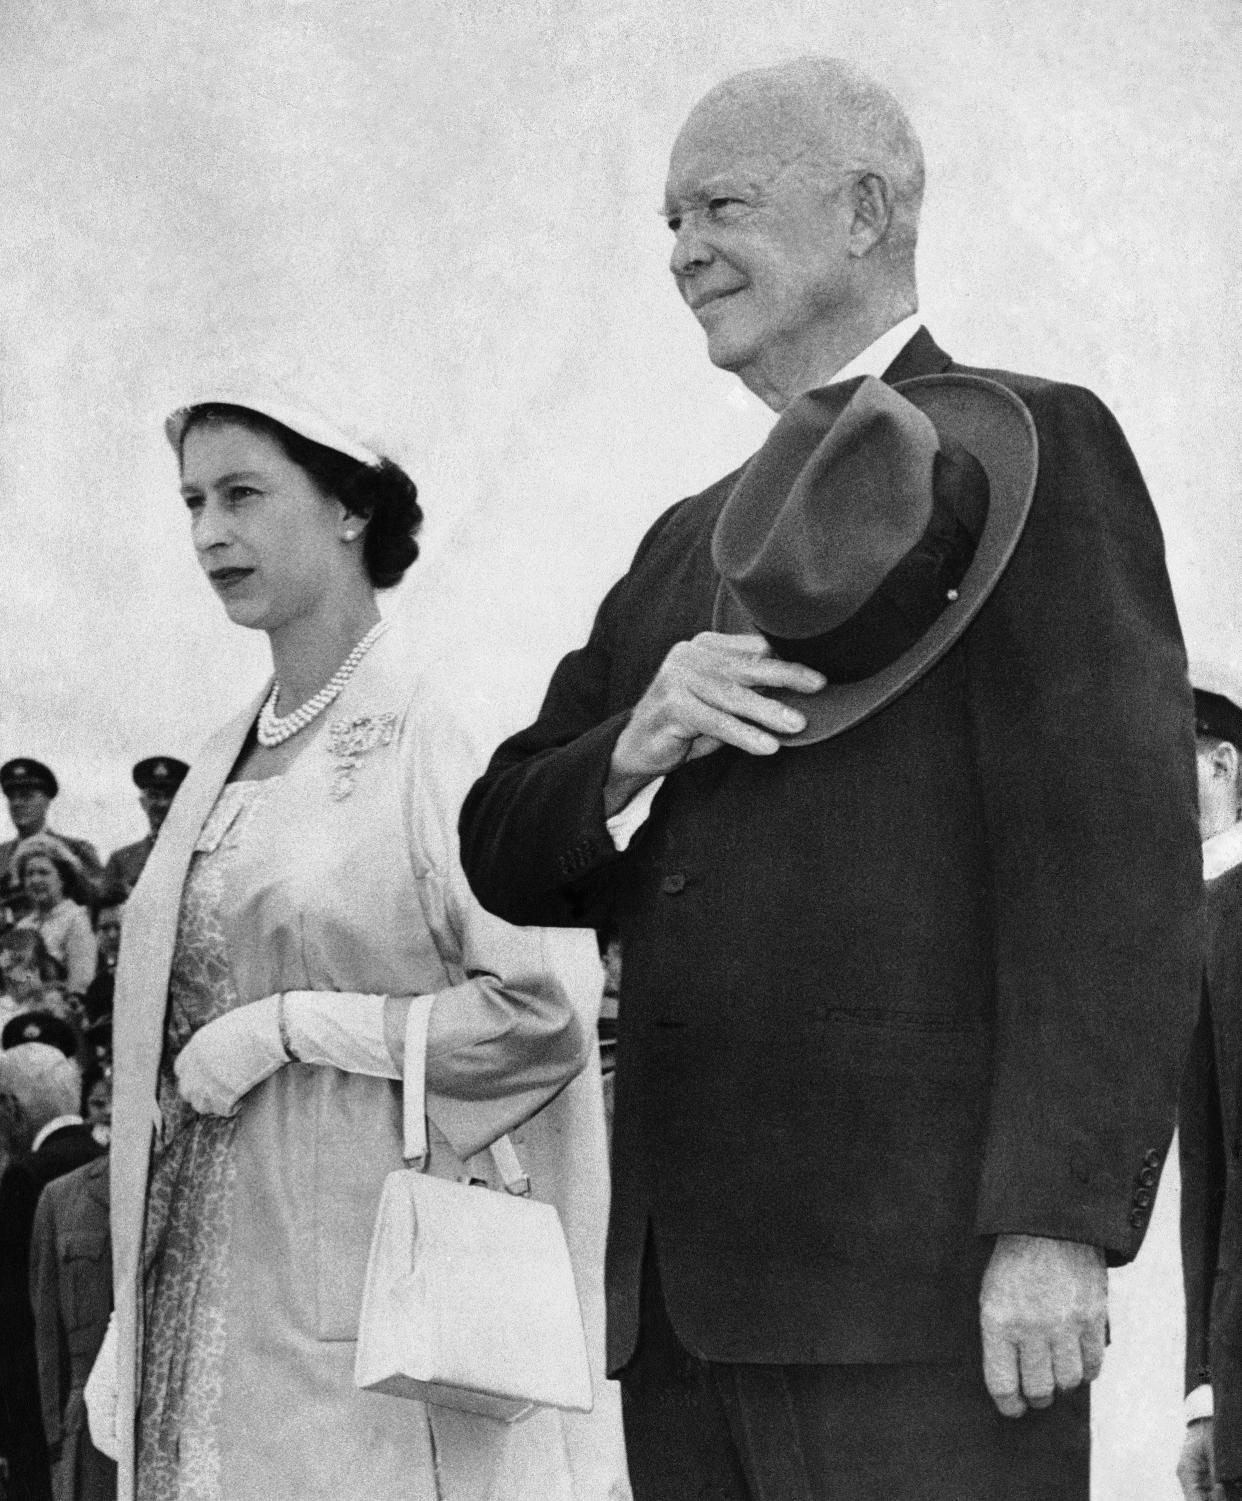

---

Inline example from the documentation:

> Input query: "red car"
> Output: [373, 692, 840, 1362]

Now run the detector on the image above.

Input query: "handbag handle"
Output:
[401, 997, 531, 1196]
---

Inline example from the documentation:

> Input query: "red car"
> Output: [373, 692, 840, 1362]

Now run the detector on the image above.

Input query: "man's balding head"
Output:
[682, 59, 925, 258]
[664, 58, 924, 408]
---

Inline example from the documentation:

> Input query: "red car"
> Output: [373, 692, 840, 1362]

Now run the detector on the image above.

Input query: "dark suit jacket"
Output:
[100, 836, 153, 901]
[30, 1155, 116, 1501]
[459, 328, 1203, 1372]
[1181, 858, 1242, 1481]
[30, 1124, 104, 1195]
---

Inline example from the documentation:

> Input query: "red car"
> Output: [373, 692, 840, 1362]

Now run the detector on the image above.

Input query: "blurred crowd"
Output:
[1, 753, 186, 1501]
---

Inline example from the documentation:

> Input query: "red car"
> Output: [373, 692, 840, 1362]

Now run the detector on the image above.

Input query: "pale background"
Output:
[2, 0, 1240, 1493]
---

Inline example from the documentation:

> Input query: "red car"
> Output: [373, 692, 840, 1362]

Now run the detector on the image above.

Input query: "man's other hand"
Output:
[605, 632, 825, 812]
[979, 1233, 1107, 1418]
[1177, 1419, 1221, 1501]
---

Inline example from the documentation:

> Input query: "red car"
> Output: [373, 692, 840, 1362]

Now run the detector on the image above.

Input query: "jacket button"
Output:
[1129, 1209, 1146, 1229]
[1137, 1165, 1157, 1188]
[660, 873, 687, 895]
[1133, 1188, 1152, 1210]
[1143, 1148, 1161, 1169]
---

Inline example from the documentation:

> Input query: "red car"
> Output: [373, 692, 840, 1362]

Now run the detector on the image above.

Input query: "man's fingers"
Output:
[1050, 1333, 1084, 1394]
[682, 699, 785, 757]
[1017, 1339, 1056, 1409]
[1080, 1321, 1105, 1383]
[703, 678, 809, 738]
[981, 1329, 1026, 1418]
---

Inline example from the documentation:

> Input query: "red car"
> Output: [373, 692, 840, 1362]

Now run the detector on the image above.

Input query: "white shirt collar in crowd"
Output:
[33, 1113, 84, 1154]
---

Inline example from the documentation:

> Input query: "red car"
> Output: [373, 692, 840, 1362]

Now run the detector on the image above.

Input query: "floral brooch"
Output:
[327, 713, 397, 800]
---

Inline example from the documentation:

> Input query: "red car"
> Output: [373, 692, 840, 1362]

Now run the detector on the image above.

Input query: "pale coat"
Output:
[109, 630, 629, 1501]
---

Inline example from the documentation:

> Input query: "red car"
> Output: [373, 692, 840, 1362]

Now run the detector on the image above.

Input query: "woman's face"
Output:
[179, 421, 357, 634]
[23, 854, 62, 908]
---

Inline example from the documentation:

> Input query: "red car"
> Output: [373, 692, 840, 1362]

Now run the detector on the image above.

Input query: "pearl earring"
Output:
[342, 529, 359, 542]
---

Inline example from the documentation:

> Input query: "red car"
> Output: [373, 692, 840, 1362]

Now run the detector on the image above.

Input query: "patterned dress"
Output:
[136, 780, 281, 1501]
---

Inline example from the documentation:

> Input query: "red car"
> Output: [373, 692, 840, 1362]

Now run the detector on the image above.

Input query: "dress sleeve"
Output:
[402, 697, 601, 1161]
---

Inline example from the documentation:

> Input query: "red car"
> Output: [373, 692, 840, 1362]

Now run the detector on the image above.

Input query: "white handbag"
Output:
[353, 999, 594, 1423]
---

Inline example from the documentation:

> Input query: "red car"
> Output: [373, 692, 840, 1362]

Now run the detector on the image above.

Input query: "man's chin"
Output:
[702, 326, 754, 374]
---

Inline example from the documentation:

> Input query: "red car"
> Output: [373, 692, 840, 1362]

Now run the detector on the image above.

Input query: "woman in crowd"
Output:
[15, 842, 96, 998]
[88, 379, 626, 1501]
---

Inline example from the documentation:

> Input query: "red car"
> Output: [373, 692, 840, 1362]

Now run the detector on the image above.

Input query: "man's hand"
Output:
[605, 633, 825, 812]
[979, 1233, 1107, 1417]
[1177, 1419, 1220, 1501]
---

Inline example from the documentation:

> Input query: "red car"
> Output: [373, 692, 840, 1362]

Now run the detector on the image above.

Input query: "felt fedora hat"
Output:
[712, 373, 1038, 745]
[1190, 663, 1242, 750]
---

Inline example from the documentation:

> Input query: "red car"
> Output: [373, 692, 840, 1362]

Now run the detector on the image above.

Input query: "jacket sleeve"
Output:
[966, 381, 1203, 1260]
[1181, 986, 1224, 1393]
[459, 509, 681, 929]
[405, 701, 603, 1161]
[29, 1185, 67, 1455]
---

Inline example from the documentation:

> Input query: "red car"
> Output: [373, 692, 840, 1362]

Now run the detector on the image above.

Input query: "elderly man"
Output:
[459, 58, 1201, 1499]
[1179, 674, 1242, 1501]
[99, 756, 188, 901]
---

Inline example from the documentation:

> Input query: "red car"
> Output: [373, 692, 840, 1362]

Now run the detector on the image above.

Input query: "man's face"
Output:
[5, 788, 50, 836]
[141, 788, 176, 835]
[96, 904, 124, 964]
[663, 96, 856, 387]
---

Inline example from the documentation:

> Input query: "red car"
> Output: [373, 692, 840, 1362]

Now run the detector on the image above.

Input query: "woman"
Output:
[15, 841, 96, 998]
[91, 381, 628, 1500]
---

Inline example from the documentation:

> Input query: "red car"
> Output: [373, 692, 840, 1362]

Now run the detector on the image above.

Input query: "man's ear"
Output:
[847, 171, 893, 257]
[1213, 739, 1240, 786]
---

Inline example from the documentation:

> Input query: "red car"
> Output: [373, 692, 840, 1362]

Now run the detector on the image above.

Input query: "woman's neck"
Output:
[266, 593, 382, 709]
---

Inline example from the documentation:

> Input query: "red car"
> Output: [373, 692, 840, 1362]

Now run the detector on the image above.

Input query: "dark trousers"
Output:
[619, 1253, 1090, 1501]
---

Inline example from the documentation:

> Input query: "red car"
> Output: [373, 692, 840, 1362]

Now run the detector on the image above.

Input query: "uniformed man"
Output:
[1179, 671, 1242, 1501]
[99, 757, 189, 900]
[0, 760, 103, 914]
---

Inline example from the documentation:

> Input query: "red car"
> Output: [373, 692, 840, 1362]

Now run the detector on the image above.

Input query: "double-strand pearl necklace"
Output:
[257, 619, 390, 748]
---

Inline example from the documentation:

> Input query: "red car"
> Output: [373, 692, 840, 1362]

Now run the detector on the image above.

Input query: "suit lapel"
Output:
[881, 325, 953, 385]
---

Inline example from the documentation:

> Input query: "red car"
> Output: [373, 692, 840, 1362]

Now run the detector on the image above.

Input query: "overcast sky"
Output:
[2, 4, 1239, 1487]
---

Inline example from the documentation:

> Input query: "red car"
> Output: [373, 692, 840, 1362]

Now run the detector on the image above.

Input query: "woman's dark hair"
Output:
[14, 844, 90, 909]
[180, 404, 422, 589]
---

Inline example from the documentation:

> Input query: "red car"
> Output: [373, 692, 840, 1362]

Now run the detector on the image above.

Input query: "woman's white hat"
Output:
[165, 367, 384, 468]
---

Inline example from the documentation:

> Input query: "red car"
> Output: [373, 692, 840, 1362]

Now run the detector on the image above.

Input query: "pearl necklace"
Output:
[257, 620, 390, 748]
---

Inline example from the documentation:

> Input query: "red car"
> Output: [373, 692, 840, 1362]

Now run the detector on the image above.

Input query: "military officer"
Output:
[98, 757, 188, 900]
[0, 761, 103, 914]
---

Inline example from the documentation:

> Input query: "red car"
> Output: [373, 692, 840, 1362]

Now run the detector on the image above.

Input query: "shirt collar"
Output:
[33, 1114, 84, 1154]
[1204, 821, 1242, 881]
[830, 313, 924, 387]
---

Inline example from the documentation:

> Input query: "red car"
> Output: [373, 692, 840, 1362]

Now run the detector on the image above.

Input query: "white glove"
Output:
[84, 1312, 120, 1461]
[175, 992, 398, 1117]
[174, 995, 288, 1116]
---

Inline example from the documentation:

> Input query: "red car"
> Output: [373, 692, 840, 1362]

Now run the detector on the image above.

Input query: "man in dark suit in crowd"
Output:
[458, 56, 1202, 1500]
[1179, 674, 1242, 1501]
[0, 1043, 101, 1501]
[99, 756, 188, 901]
[30, 1154, 115, 1501]
[0, 761, 103, 915]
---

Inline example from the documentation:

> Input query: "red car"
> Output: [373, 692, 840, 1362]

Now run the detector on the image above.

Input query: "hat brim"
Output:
[165, 388, 381, 468]
[712, 373, 1038, 746]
